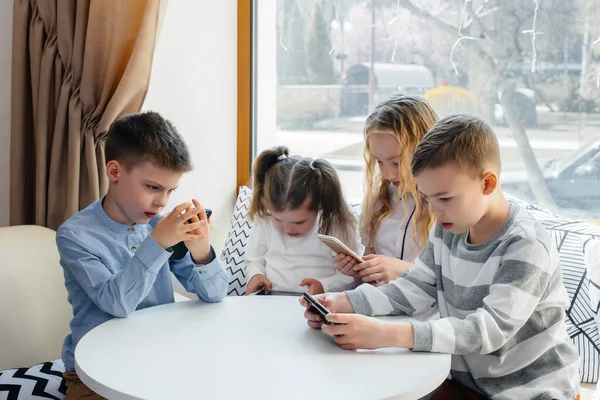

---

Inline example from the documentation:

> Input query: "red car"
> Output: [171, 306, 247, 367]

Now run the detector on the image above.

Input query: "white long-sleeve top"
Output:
[244, 217, 359, 292]
[360, 186, 425, 262]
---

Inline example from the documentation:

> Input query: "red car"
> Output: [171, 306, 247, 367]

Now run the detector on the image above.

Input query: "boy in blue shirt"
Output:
[57, 111, 229, 399]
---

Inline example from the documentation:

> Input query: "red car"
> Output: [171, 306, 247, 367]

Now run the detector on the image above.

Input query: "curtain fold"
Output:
[11, 0, 161, 229]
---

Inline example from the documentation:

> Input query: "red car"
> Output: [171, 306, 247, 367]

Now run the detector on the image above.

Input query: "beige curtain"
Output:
[11, 0, 161, 229]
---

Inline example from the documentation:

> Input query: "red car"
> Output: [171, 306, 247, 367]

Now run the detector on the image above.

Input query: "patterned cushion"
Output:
[514, 197, 600, 382]
[0, 360, 66, 400]
[220, 186, 253, 296]
[583, 239, 600, 339]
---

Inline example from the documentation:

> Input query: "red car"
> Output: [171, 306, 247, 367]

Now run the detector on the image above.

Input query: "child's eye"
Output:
[146, 185, 159, 190]
[168, 188, 176, 194]
[439, 197, 452, 202]
[376, 160, 383, 165]
[393, 162, 399, 167]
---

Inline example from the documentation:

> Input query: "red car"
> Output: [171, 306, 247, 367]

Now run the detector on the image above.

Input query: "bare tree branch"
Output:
[396, 0, 497, 67]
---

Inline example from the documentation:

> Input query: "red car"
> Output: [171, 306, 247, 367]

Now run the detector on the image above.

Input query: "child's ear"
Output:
[106, 160, 122, 183]
[482, 171, 498, 195]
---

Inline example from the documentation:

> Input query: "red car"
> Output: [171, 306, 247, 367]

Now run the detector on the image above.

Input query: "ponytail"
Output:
[248, 146, 289, 220]
[310, 159, 357, 245]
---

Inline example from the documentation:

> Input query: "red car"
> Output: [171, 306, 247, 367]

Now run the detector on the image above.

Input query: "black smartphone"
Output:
[246, 285, 271, 296]
[186, 208, 212, 224]
[170, 209, 212, 261]
[169, 241, 189, 260]
[302, 292, 334, 325]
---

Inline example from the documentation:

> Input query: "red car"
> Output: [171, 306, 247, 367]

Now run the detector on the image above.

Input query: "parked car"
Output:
[501, 135, 600, 216]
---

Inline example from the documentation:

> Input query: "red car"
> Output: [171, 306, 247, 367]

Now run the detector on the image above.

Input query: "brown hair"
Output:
[248, 146, 357, 244]
[411, 114, 501, 178]
[362, 93, 438, 250]
[105, 111, 192, 173]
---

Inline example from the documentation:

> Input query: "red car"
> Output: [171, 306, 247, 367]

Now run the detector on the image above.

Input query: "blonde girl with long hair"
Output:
[335, 93, 438, 286]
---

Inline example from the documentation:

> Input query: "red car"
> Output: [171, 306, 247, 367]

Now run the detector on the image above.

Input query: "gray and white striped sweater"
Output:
[346, 202, 580, 400]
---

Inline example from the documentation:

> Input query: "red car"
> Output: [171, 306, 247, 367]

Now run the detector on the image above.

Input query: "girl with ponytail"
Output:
[245, 146, 360, 295]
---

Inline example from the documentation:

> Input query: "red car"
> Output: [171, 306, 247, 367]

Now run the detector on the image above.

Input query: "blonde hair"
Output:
[362, 93, 438, 250]
[411, 114, 501, 177]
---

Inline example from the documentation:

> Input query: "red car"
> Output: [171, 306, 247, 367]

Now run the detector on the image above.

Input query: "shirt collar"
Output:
[91, 196, 142, 233]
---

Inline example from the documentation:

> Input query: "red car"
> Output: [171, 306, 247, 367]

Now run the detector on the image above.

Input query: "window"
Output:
[252, 0, 600, 219]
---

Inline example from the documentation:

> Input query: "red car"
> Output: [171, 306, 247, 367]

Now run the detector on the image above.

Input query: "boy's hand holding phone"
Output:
[299, 292, 354, 329]
[182, 199, 213, 264]
[246, 274, 272, 295]
[322, 313, 415, 350]
[300, 292, 415, 350]
[151, 202, 205, 249]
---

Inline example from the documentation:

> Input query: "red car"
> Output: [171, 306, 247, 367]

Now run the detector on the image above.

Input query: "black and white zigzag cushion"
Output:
[0, 360, 66, 400]
[516, 198, 600, 383]
[220, 186, 253, 296]
[584, 239, 600, 337]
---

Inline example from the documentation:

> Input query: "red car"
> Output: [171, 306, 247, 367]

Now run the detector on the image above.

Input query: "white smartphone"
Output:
[317, 234, 365, 264]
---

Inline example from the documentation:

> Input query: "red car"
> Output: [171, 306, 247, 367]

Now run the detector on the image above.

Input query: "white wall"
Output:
[143, 0, 238, 254]
[0, 0, 13, 227]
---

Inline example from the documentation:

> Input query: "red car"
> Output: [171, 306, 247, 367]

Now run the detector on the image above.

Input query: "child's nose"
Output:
[155, 195, 168, 208]
[430, 203, 443, 217]
[383, 167, 397, 181]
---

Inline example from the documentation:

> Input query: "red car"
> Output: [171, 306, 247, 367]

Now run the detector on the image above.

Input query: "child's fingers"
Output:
[263, 278, 273, 291]
[337, 261, 354, 275]
[172, 202, 193, 217]
[307, 320, 324, 329]
[362, 254, 378, 261]
[325, 313, 350, 324]
[299, 278, 310, 287]
[183, 220, 204, 232]
[304, 308, 322, 323]
[362, 272, 385, 283]
[321, 321, 348, 336]
[334, 253, 347, 262]
[333, 333, 353, 346]
[192, 198, 208, 220]
[359, 265, 383, 277]
[307, 286, 319, 295]
[181, 206, 204, 222]
[353, 260, 374, 272]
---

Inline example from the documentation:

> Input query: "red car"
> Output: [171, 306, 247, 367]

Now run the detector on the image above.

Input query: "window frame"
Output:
[236, 0, 254, 190]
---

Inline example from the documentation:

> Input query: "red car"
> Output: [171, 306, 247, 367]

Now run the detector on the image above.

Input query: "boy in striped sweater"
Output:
[301, 114, 580, 400]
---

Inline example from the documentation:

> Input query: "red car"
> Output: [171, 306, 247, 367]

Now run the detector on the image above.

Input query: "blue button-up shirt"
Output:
[56, 198, 229, 371]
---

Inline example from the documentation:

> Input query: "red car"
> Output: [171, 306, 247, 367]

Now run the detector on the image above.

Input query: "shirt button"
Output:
[131, 246, 137, 252]
[128, 227, 135, 233]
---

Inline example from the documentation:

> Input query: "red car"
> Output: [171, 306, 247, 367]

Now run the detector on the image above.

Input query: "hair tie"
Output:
[277, 154, 287, 161]
[309, 159, 317, 171]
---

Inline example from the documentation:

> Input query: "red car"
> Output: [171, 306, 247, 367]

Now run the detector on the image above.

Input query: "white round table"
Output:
[75, 296, 450, 400]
